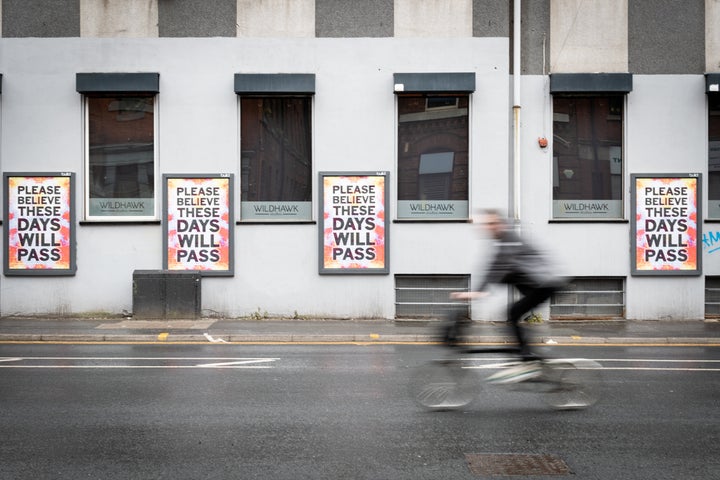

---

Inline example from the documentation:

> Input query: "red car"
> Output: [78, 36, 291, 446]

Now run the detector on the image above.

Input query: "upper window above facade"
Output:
[707, 74, 720, 218]
[236, 74, 314, 222]
[550, 74, 632, 220]
[394, 73, 474, 221]
[77, 73, 159, 221]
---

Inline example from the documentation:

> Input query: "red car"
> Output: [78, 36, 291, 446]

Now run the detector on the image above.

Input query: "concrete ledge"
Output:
[106, 334, 163, 342]
[667, 337, 718, 344]
[539, 336, 608, 344]
[0, 332, 718, 345]
[41, 334, 104, 342]
[466, 336, 516, 344]
[0, 334, 44, 342]
[607, 337, 668, 344]
[291, 334, 357, 342]
[228, 334, 293, 342]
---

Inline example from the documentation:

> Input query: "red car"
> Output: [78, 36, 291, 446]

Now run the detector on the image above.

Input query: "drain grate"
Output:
[465, 453, 572, 476]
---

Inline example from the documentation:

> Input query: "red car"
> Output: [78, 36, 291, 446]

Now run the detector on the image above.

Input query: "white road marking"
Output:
[0, 357, 279, 369]
[593, 367, 720, 372]
[196, 358, 279, 367]
[0, 366, 276, 369]
[457, 357, 720, 373]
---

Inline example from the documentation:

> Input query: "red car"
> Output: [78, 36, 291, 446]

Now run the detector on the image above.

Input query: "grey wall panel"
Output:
[473, 0, 509, 37]
[315, 0, 393, 37]
[629, 0, 704, 74]
[550, 73, 633, 93]
[520, 0, 549, 75]
[76, 73, 160, 93]
[2, 0, 80, 37]
[708, 74, 720, 93]
[158, 0, 236, 37]
[393, 72, 476, 93]
[234, 73, 315, 94]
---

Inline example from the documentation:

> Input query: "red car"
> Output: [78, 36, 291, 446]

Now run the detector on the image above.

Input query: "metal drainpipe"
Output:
[509, 0, 523, 310]
[512, 0, 522, 224]
[511, 0, 522, 224]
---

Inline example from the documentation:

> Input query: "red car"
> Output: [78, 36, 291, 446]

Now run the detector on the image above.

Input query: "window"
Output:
[77, 73, 159, 221]
[235, 74, 314, 222]
[394, 73, 474, 220]
[707, 74, 720, 218]
[240, 97, 312, 220]
[550, 74, 632, 220]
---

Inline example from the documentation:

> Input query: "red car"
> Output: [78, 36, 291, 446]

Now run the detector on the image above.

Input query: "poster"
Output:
[319, 172, 389, 274]
[164, 174, 234, 276]
[632, 174, 701, 275]
[3, 172, 76, 276]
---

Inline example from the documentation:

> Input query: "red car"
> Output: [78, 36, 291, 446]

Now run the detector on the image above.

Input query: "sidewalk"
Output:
[1, 316, 719, 345]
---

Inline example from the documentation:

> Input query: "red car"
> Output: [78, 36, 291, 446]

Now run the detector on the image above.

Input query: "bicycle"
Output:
[408, 309, 602, 411]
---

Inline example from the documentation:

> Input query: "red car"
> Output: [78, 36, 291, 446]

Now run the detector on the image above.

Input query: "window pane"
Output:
[552, 95, 623, 219]
[397, 95, 469, 220]
[708, 94, 720, 217]
[87, 95, 155, 218]
[240, 97, 312, 221]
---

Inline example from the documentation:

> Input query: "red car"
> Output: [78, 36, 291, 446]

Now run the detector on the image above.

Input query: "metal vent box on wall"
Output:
[132, 270, 201, 319]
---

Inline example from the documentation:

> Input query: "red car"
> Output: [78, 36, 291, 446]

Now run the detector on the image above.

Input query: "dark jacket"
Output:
[476, 228, 566, 291]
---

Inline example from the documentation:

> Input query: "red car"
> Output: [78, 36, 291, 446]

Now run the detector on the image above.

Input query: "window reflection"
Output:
[240, 97, 312, 203]
[397, 94, 469, 219]
[87, 95, 155, 217]
[552, 95, 624, 219]
[708, 94, 720, 217]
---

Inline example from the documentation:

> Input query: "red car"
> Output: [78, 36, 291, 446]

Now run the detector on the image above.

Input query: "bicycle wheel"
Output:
[408, 360, 476, 410]
[540, 359, 602, 410]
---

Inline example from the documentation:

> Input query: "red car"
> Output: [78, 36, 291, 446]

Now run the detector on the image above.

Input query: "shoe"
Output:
[487, 361, 542, 384]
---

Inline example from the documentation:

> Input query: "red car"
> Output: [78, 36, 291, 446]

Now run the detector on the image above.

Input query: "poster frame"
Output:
[318, 171, 390, 275]
[163, 173, 235, 277]
[631, 173, 702, 276]
[3, 171, 76, 276]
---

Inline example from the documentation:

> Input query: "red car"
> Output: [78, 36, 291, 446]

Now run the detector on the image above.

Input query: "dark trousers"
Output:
[508, 285, 557, 360]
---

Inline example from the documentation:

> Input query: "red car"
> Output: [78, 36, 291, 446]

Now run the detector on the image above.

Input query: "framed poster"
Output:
[163, 174, 234, 276]
[3, 172, 76, 276]
[631, 173, 701, 275]
[319, 171, 389, 274]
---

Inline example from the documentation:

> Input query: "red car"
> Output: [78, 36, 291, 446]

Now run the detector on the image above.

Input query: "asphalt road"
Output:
[1, 343, 718, 479]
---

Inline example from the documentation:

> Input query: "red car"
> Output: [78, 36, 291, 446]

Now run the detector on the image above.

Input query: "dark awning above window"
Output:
[76, 73, 160, 93]
[393, 73, 475, 93]
[550, 73, 633, 94]
[707, 74, 720, 94]
[234, 74, 315, 95]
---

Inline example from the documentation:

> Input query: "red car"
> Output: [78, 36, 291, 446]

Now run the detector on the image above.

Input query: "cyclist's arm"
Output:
[450, 291, 489, 300]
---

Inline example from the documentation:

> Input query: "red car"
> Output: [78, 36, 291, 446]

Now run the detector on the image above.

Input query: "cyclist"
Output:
[451, 209, 567, 383]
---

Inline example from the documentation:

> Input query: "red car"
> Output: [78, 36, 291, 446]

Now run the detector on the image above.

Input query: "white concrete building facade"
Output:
[1, 1, 719, 322]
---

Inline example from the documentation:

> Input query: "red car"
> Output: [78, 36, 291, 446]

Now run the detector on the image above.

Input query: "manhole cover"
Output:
[465, 453, 572, 476]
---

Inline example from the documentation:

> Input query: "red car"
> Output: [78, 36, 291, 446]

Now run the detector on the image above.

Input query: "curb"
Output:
[1, 333, 719, 345]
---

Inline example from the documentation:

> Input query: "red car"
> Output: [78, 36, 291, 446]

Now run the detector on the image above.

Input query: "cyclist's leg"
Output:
[442, 307, 470, 345]
[508, 286, 556, 360]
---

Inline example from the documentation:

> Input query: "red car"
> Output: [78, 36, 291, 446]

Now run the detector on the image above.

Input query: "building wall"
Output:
[550, 0, 628, 73]
[628, 0, 705, 74]
[1, 1, 719, 320]
[0, 37, 507, 318]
